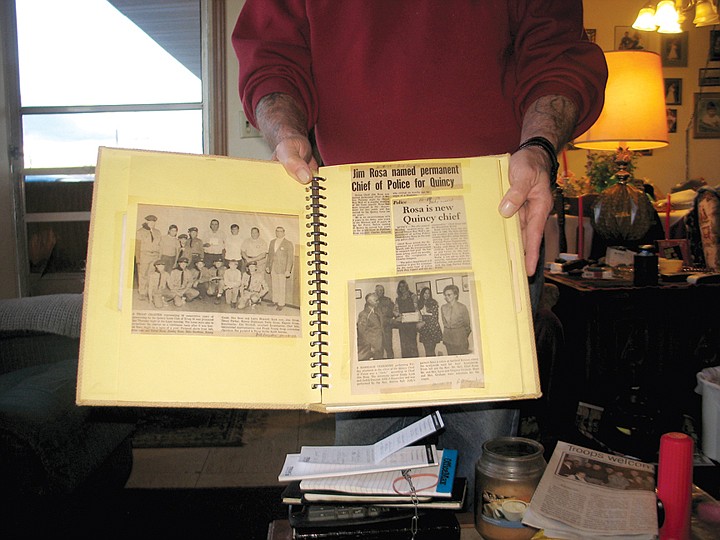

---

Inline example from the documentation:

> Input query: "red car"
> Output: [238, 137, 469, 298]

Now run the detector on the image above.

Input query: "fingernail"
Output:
[299, 170, 312, 184]
[499, 200, 518, 217]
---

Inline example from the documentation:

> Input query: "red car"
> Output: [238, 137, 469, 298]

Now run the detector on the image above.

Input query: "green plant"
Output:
[584, 150, 637, 193]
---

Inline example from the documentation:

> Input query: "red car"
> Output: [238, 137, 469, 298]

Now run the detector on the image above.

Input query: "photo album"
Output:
[76, 148, 539, 412]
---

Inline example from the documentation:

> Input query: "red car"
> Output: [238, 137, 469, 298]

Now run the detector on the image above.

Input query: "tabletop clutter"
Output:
[274, 411, 720, 539]
[546, 246, 720, 286]
[547, 184, 720, 286]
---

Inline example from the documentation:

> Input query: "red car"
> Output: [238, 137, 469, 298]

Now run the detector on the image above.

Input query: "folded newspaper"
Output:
[522, 441, 658, 539]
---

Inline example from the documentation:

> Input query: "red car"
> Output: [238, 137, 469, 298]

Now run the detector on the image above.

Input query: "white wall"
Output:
[225, 0, 271, 161]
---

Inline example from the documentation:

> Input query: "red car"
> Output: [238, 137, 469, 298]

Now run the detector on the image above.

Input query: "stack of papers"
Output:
[278, 411, 466, 509]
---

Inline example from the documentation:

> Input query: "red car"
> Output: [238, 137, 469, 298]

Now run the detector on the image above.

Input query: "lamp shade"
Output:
[574, 50, 668, 151]
[655, 0, 680, 25]
[632, 6, 658, 31]
[694, 0, 720, 26]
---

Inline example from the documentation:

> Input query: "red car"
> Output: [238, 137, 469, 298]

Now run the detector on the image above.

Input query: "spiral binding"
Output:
[307, 176, 329, 390]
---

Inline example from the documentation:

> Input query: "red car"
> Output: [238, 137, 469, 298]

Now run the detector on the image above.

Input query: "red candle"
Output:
[578, 195, 584, 258]
[665, 194, 671, 240]
[657, 432, 693, 540]
[562, 149, 569, 177]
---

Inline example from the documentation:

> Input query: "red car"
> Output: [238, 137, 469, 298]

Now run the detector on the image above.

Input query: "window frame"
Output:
[2, 0, 226, 296]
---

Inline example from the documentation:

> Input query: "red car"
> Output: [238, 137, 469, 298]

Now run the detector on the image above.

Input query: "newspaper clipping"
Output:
[130, 204, 302, 338]
[349, 162, 463, 235]
[392, 195, 471, 273]
[350, 273, 484, 395]
[523, 441, 658, 539]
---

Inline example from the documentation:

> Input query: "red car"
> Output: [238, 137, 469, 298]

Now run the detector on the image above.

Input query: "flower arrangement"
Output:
[557, 150, 639, 196]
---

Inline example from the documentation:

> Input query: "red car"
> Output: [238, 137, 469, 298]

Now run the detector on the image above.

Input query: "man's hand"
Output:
[255, 93, 317, 184]
[499, 147, 554, 276]
[272, 135, 318, 185]
[500, 95, 578, 276]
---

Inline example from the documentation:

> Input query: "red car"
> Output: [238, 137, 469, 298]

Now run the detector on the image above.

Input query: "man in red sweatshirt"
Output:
[233, 1, 607, 508]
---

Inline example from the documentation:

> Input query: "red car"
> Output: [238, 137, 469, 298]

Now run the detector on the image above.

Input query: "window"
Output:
[5, 0, 225, 295]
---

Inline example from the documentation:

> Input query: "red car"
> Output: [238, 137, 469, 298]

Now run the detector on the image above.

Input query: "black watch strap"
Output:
[516, 136, 559, 190]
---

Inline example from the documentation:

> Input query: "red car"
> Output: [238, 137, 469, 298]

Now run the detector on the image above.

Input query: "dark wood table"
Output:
[544, 272, 720, 459]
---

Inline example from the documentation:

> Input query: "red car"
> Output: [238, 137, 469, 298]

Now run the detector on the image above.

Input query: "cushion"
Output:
[0, 359, 88, 431]
[0, 294, 82, 338]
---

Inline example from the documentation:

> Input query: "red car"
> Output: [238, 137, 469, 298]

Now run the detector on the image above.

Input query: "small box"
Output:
[557, 253, 579, 262]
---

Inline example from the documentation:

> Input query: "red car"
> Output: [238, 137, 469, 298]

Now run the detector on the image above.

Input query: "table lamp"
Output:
[574, 50, 668, 247]
[574, 50, 669, 180]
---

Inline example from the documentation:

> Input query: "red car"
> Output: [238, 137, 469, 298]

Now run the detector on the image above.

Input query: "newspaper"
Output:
[522, 441, 658, 539]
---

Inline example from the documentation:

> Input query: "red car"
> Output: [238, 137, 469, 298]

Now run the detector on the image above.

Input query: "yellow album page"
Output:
[317, 155, 539, 411]
[77, 148, 317, 408]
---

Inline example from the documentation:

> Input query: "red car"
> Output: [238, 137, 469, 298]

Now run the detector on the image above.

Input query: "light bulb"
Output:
[632, 6, 658, 31]
[694, 0, 720, 26]
[655, 0, 681, 26]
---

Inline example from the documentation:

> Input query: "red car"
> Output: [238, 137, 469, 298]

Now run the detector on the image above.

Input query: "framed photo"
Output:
[667, 108, 678, 134]
[661, 33, 688, 67]
[415, 280, 431, 296]
[656, 239, 690, 265]
[664, 78, 682, 105]
[614, 26, 655, 51]
[435, 277, 453, 295]
[709, 30, 720, 61]
[699, 68, 720, 87]
[694, 93, 720, 138]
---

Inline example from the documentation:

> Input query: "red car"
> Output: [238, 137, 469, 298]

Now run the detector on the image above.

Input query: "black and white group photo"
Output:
[132, 204, 300, 317]
[352, 273, 479, 361]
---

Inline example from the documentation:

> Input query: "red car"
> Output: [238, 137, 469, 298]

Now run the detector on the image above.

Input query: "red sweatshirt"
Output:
[233, 1, 607, 166]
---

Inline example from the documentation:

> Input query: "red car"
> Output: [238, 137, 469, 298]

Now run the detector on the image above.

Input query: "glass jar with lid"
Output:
[474, 437, 546, 540]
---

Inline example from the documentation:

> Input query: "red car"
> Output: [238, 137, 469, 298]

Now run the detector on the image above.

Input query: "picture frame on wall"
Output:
[667, 108, 677, 133]
[693, 92, 720, 138]
[415, 280, 431, 296]
[435, 277, 453, 295]
[664, 78, 682, 105]
[710, 30, 720, 61]
[661, 32, 689, 67]
[614, 26, 655, 51]
[699, 68, 720, 87]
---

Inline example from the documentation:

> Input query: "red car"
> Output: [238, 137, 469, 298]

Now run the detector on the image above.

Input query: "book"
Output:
[279, 411, 443, 482]
[298, 448, 457, 498]
[282, 478, 467, 510]
[522, 441, 658, 539]
[288, 506, 461, 540]
[282, 448, 463, 510]
[76, 147, 539, 412]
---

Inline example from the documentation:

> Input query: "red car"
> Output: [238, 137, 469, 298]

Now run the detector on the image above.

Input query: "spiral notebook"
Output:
[76, 147, 539, 412]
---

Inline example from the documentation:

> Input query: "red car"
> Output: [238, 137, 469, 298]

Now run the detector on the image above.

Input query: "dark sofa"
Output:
[0, 294, 135, 496]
